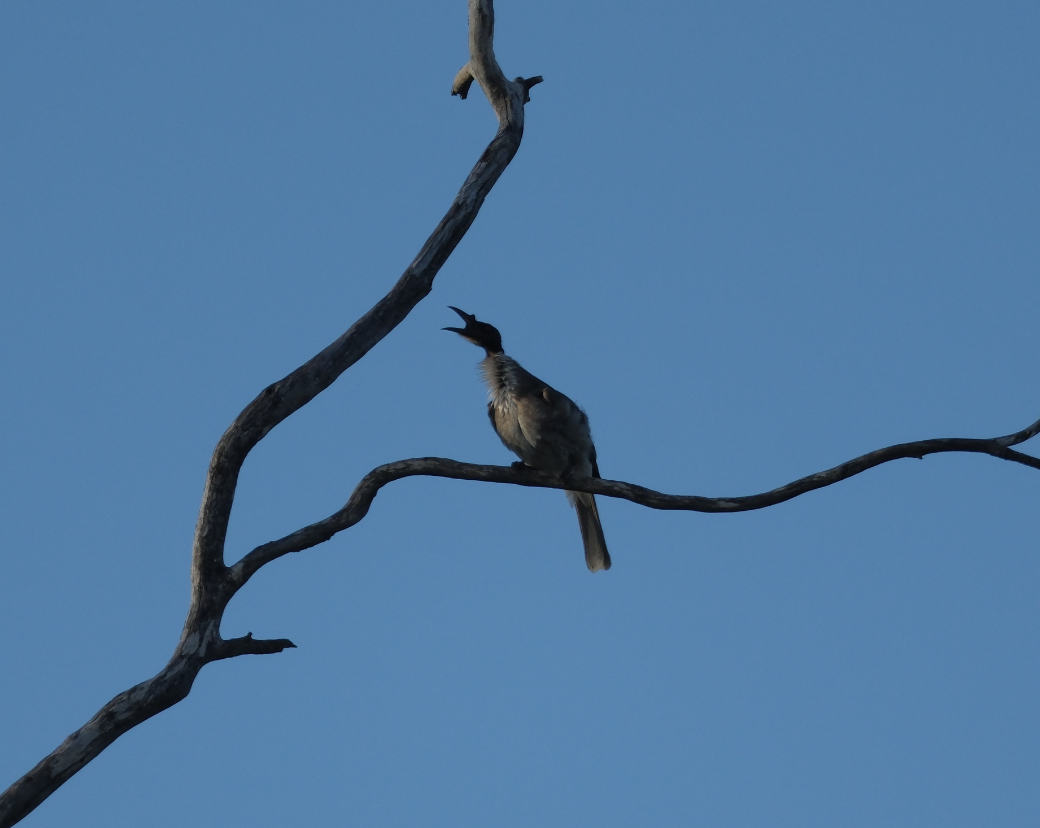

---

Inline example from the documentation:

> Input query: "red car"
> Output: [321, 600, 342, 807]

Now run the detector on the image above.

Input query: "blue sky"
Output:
[2, 1, 1038, 825]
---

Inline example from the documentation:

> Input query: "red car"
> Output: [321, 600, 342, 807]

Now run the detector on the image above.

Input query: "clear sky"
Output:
[2, 2, 1038, 826]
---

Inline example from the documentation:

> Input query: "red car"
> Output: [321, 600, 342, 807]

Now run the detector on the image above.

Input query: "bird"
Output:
[444, 306, 611, 572]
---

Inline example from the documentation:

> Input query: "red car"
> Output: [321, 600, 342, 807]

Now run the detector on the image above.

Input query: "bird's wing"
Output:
[513, 385, 595, 473]
[513, 388, 556, 449]
[487, 400, 502, 440]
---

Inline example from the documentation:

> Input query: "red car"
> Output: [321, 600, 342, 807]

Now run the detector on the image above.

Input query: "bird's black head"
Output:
[443, 306, 504, 355]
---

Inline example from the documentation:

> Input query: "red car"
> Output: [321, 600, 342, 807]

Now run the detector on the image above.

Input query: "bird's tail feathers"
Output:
[568, 490, 611, 572]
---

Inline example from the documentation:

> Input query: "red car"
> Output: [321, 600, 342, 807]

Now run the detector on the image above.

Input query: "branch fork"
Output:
[0, 2, 540, 824]
[3, 1, 1036, 825]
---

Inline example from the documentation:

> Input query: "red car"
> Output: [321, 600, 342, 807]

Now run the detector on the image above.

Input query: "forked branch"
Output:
[0, 2, 537, 825]
[4, 1, 1037, 824]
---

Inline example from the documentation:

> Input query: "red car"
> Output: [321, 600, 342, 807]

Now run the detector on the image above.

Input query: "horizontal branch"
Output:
[213, 633, 297, 661]
[230, 415, 1040, 584]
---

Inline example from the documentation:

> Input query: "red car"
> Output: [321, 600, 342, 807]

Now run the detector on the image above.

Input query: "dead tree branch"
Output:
[228, 415, 1040, 582]
[0, 2, 536, 824]
[4, 3, 1037, 825]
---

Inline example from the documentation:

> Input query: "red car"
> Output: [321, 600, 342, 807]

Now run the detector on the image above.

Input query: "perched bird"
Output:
[444, 307, 611, 572]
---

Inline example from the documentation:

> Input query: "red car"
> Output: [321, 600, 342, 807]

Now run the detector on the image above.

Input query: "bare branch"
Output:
[1, 3, 537, 824]
[5, 0, 1033, 822]
[516, 75, 543, 104]
[213, 633, 298, 661]
[230, 416, 1040, 583]
[451, 63, 475, 98]
[187, 0, 531, 595]
[0, 664, 199, 828]
[994, 416, 1040, 447]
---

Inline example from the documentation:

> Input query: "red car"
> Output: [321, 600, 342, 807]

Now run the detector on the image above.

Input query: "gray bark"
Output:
[230, 416, 1040, 579]
[3, 1, 1037, 825]
[0, 2, 536, 825]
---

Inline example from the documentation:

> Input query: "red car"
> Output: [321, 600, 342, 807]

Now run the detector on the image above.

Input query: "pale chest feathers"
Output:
[478, 354, 522, 405]
[478, 353, 596, 476]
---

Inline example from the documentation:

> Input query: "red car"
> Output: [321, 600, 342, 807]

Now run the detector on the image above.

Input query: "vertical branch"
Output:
[185, 0, 531, 618]
[0, 3, 540, 826]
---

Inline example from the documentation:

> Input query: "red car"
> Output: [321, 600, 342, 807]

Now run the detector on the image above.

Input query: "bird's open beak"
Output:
[442, 306, 474, 334]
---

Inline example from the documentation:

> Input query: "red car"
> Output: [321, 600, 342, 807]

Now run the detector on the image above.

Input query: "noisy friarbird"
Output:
[444, 307, 610, 571]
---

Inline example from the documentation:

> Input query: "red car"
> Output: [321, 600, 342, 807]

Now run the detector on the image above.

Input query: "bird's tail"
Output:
[567, 491, 611, 572]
